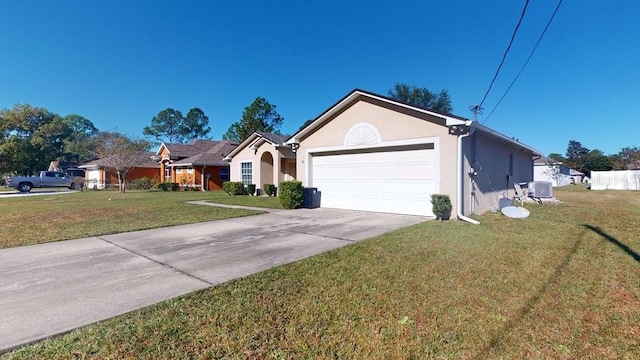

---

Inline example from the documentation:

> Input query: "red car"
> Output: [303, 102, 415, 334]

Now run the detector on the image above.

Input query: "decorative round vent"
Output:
[344, 123, 381, 146]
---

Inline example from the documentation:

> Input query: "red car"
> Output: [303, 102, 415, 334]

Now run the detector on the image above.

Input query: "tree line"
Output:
[549, 140, 640, 176]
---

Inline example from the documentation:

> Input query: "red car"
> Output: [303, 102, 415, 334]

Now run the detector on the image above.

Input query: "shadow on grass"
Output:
[583, 224, 640, 263]
[475, 229, 587, 359]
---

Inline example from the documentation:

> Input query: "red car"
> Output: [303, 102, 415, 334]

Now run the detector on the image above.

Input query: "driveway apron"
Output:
[0, 206, 426, 353]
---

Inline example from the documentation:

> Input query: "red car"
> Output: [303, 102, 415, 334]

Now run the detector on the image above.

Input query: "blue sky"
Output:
[1, 1, 638, 156]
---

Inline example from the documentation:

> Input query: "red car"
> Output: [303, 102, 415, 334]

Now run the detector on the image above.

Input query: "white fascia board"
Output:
[225, 132, 262, 159]
[285, 90, 467, 145]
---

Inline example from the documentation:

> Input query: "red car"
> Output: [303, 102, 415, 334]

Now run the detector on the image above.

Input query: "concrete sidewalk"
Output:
[0, 206, 427, 353]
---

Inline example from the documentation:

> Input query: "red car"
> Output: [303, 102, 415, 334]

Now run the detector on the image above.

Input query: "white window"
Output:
[241, 162, 252, 185]
[176, 167, 183, 174]
[165, 167, 171, 180]
[187, 166, 194, 174]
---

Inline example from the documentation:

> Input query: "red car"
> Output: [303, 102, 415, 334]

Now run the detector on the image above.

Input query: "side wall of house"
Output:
[462, 132, 534, 215]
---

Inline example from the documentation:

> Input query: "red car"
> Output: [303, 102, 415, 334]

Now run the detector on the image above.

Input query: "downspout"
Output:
[457, 123, 480, 225]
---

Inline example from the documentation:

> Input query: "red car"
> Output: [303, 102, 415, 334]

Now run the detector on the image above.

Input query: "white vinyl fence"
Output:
[591, 170, 640, 190]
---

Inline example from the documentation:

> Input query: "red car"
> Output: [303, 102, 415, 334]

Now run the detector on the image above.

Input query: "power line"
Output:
[477, 0, 531, 109]
[483, 0, 564, 123]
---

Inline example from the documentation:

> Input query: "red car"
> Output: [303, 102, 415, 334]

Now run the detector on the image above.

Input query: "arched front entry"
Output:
[260, 152, 274, 192]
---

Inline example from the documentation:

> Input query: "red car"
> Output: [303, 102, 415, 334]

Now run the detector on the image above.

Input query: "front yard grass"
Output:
[0, 190, 263, 249]
[3, 186, 640, 358]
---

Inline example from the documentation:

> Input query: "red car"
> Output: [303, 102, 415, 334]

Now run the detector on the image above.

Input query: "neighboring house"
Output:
[224, 132, 296, 195]
[570, 169, 584, 184]
[155, 139, 238, 191]
[591, 170, 640, 190]
[534, 156, 572, 187]
[79, 152, 160, 189]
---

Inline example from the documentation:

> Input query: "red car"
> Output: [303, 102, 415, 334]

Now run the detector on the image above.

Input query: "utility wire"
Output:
[483, 0, 564, 123]
[478, 0, 531, 109]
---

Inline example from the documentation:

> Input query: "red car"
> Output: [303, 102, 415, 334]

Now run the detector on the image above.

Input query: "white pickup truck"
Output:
[7, 171, 78, 192]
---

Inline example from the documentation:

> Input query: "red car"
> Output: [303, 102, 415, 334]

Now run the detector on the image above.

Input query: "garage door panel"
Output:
[311, 147, 437, 216]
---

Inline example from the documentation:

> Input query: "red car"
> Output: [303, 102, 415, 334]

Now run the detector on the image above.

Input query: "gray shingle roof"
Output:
[171, 140, 238, 166]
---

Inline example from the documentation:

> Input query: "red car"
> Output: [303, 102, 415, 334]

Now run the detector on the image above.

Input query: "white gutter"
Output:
[457, 122, 480, 225]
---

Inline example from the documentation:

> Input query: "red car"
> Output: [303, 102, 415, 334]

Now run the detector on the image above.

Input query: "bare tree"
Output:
[95, 132, 151, 192]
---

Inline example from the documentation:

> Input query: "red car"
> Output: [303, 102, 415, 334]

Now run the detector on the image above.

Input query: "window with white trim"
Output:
[240, 162, 252, 185]
[176, 167, 183, 174]
[187, 166, 194, 174]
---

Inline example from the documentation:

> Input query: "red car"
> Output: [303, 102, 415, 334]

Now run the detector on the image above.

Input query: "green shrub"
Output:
[131, 177, 152, 190]
[170, 182, 180, 191]
[223, 181, 245, 196]
[263, 184, 276, 196]
[431, 194, 452, 220]
[158, 182, 168, 191]
[247, 184, 256, 196]
[279, 181, 303, 209]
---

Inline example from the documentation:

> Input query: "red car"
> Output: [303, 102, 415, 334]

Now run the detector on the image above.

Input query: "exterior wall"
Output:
[84, 167, 159, 189]
[295, 99, 460, 215]
[591, 170, 640, 190]
[462, 132, 534, 215]
[230, 141, 295, 193]
[534, 164, 571, 187]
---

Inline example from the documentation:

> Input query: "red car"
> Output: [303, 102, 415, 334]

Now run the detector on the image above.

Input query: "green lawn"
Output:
[3, 186, 640, 359]
[0, 190, 268, 249]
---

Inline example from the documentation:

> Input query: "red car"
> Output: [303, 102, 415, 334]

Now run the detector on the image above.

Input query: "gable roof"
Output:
[79, 152, 160, 169]
[534, 155, 563, 165]
[286, 88, 541, 156]
[170, 140, 238, 166]
[224, 132, 289, 160]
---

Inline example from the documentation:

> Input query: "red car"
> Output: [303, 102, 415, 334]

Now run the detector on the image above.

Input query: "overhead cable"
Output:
[483, 0, 564, 123]
[477, 0, 531, 110]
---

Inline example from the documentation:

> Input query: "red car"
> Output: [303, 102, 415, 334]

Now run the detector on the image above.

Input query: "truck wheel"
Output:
[19, 183, 32, 193]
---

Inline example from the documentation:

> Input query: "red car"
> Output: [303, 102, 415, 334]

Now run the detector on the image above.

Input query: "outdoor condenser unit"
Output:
[528, 181, 553, 198]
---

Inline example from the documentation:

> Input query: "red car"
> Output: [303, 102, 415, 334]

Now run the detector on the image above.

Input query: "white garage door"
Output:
[310, 145, 437, 216]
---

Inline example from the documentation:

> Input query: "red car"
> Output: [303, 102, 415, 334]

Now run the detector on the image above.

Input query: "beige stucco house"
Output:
[224, 132, 296, 195]
[228, 89, 540, 220]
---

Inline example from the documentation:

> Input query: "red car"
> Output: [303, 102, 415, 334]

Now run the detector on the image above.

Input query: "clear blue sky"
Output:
[1, 1, 638, 156]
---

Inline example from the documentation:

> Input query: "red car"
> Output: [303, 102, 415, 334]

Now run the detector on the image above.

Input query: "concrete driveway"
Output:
[0, 206, 426, 353]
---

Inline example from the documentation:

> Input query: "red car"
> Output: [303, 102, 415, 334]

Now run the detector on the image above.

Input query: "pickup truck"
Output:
[7, 171, 79, 192]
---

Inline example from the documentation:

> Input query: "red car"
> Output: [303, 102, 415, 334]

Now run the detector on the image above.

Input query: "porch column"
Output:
[274, 150, 282, 188]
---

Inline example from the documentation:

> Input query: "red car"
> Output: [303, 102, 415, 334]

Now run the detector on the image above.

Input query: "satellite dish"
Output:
[501, 206, 530, 219]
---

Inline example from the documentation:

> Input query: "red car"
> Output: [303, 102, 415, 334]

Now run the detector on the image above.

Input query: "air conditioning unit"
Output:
[528, 181, 553, 198]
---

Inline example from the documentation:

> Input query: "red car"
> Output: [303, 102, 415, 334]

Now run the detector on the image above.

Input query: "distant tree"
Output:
[583, 149, 613, 176]
[619, 146, 640, 170]
[223, 97, 284, 143]
[143, 107, 211, 144]
[61, 114, 99, 163]
[143, 108, 186, 144]
[94, 131, 151, 193]
[298, 119, 314, 132]
[387, 83, 453, 114]
[183, 108, 211, 141]
[565, 140, 590, 171]
[0, 104, 66, 175]
[547, 153, 565, 162]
